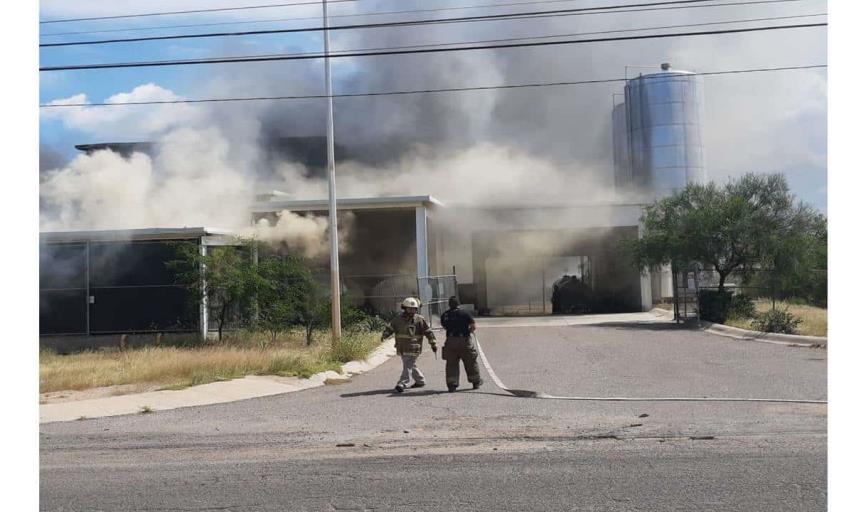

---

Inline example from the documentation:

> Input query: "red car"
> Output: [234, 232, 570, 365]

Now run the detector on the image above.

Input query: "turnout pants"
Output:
[443, 335, 481, 387]
[397, 355, 425, 388]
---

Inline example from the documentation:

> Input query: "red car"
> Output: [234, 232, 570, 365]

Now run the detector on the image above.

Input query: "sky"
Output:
[38, 0, 828, 211]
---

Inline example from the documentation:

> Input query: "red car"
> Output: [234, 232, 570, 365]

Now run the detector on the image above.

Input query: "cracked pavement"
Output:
[40, 317, 827, 511]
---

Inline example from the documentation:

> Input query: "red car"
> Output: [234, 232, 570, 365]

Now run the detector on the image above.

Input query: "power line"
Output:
[39, 64, 827, 108]
[38, 0, 742, 47]
[139, 13, 825, 62]
[39, 23, 828, 72]
[39, 0, 630, 37]
[39, 0, 359, 25]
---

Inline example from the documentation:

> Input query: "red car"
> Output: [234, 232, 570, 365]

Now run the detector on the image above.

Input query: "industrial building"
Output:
[39, 228, 236, 350]
[40, 62, 706, 345]
[251, 195, 651, 317]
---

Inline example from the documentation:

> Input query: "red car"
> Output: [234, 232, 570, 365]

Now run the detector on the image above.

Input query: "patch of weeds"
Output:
[139, 405, 153, 414]
[329, 333, 381, 363]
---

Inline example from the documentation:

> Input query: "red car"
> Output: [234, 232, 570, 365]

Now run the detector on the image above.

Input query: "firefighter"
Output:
[381, 297, 437, 393]
[440, 296, 482, 392]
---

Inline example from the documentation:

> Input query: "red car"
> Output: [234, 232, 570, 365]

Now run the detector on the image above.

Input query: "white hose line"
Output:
[474, 335, 827, 405]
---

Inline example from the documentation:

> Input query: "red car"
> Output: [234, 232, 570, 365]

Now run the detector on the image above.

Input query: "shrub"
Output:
[750, 309, 802, 334]
[698, 290, 733, 323]
[329, 333, 381, 363]
[728, 294, 756, 319]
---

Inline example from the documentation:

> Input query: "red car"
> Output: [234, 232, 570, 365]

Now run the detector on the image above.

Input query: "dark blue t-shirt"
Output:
[440, 307, 475, 337]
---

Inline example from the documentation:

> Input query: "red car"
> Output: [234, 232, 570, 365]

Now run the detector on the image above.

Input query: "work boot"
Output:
[472, 380, 483, 390]
[411, 382, 425, 389]
[394, 385, 405, 393]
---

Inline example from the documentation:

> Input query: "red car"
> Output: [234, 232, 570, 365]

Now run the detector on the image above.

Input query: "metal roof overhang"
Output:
[251, 195, 444, 213]
[40, 227, 235, 244]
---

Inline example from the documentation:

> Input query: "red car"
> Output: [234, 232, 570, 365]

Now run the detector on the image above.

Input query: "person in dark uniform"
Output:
[439, 296, 482, 392]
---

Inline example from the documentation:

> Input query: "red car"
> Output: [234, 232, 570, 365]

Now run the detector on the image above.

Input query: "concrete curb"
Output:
[39, 341, 397, 424]
[648, 307, 826, 348]
[699, 321, 827, 347]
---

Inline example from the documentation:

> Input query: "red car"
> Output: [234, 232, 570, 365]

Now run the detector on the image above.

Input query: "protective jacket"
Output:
[383, 313, 437, 356]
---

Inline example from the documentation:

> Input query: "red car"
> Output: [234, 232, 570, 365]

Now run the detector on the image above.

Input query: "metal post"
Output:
[322, 0, 341, 345]
[199, 242, 209, 341]
[85, 241, 91, 335]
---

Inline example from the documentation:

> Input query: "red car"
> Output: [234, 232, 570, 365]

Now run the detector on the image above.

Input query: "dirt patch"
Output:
[39, 383, 163, 404]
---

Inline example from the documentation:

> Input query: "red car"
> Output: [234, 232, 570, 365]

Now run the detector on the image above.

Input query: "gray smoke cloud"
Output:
[40, 0, 828, 237]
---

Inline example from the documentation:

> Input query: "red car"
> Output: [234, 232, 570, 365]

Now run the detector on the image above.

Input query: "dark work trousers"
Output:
[443, 335, 481, 387]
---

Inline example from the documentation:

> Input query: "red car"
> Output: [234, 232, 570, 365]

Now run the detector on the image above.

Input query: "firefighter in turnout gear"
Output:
[381, 297, 437, 393]
[440, 296, 482, 392]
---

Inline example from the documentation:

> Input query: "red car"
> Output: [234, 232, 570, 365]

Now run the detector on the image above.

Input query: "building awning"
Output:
[40, 227, 235, 243]
[251, 195, 443, 213]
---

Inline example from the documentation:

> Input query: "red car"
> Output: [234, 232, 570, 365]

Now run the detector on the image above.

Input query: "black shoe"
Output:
[411, 382, 425, 388]
[394, 385, 405, 393]
[447, 386, 457, 393]
[472, 380, 483, 390]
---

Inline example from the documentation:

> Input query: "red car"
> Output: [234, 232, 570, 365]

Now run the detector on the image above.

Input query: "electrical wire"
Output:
[38, 0, 751, 47]
[39, 23, 828, 72]
[100, 12, 823, 63]
[39, 0, 645, 37]
[39, 0, 359, 25]
[39, 64, 827, 108]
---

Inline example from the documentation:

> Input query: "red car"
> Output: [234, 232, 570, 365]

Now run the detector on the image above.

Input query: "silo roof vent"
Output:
[661, 62, 672, 71]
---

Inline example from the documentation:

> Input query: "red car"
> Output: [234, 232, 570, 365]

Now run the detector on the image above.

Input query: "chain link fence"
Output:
[418, 275, 459, 327]
[673, 266, 827, 323]
[310, 272, 459, 325]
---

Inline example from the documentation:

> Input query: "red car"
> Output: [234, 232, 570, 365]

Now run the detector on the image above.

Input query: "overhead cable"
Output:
[39, 23, 828, 71]
[39, 0, 756, 47]
[39, 0, 649, 37]
[39, 64, 827, 107]
[40, 0, 359, 25]
[123, 13, 824, 62]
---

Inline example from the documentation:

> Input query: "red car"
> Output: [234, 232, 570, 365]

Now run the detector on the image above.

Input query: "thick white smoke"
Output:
[243, 210, 355, 260]
[274, 143, 622, 205]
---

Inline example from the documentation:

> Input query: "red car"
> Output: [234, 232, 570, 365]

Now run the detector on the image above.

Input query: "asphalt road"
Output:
[40, 317, 827, 511]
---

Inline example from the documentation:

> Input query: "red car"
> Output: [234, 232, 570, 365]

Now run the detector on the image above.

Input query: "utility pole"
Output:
[322, 0, 341, 346]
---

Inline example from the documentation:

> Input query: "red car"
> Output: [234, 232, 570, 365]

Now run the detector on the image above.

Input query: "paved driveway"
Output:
[40, 315, 826, 511]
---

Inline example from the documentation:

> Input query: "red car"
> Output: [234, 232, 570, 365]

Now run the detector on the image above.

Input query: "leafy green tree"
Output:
[254, 255, 319, 344]
[168, 241, 258, 340]
[749, 206, 826, 306]
[628, 173, 826, 300]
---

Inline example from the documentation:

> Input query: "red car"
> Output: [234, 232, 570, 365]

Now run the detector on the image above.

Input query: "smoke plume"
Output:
[40, 0, 828, 241]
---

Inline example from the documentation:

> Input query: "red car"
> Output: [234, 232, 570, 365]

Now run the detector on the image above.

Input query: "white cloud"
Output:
[41, 84, 205, 140]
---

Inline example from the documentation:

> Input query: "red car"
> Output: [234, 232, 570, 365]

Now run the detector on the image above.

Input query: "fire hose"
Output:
[458, 330, 827, 404]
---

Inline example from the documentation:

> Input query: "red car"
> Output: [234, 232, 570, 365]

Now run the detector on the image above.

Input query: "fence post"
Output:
[672, 263, 680, 323]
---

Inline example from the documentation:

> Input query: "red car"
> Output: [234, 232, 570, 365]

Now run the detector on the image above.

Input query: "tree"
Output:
[628, 173, 826, 297]
[168, 241, 258, 341]
[254, 255, 319, 344]
[749, 205, 827, 306]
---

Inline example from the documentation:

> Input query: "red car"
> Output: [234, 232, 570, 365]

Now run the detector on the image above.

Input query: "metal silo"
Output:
[616, 63, 706, 197]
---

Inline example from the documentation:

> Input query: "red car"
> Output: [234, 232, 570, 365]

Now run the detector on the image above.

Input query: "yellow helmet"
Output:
[401, 297, 421, 309]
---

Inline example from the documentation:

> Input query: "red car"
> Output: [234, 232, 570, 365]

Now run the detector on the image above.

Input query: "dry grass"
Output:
[725, 299, 827, 337]
[40, 330, 381, 394]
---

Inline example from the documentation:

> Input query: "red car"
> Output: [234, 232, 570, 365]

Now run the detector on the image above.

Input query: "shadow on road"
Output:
[573, 321, 695, 332]
[340, 388, 514, 398]
[340, 389, 447, 398]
